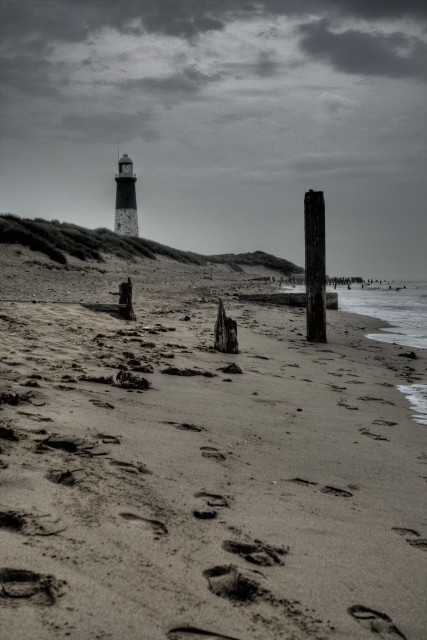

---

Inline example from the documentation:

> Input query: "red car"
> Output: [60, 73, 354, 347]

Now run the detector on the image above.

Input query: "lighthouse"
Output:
[114, 153, 139, 236]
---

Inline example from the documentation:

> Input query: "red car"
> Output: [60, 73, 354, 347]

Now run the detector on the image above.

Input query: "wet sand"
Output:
[0, 244, 426, 640]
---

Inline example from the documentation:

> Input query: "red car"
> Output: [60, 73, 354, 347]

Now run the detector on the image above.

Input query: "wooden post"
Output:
[304, 190, 326, 343]
[214, 298, 239, 353]
[119, 277, 136, 321]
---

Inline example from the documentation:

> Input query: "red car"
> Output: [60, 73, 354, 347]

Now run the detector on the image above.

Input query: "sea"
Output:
[287, 279, 427, 425]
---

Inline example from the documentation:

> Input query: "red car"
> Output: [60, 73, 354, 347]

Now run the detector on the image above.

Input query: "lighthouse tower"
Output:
[114, 153, 139, 236]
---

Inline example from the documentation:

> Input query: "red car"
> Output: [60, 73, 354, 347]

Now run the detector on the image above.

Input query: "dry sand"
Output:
[0, 244, 426, 640]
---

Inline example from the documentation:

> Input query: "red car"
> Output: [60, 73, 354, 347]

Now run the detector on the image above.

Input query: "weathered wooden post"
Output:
[214, 298, 239, 353]
[119, 277, 137, 321]
[304, 190, 326, 343]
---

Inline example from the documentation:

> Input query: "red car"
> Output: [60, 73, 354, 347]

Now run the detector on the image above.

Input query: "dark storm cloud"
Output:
[59, 110, 158, 143]
[1, 0, 426, 129]
[325, 0, 427, 21]
[2, 0, 426, 48]
[299, 20, 427, 81]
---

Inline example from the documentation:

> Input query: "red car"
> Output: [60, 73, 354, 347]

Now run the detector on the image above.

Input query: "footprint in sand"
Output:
[96, 433, 121, 444]
[202, 558, 325, 636]
[90, 400, 115, 409]
[203, 565, 259, 602]
[0, 568, 65, 606]
[17, 411, 53, 422]
[321, 486, 353, 498]
[194, 492, 229, 508]
[222, 539, 287, 566]
[43, 435, 110, 456]
[109, 459, 151, 474]
[119, 512, 168, 535]
[0, 423, 21, 441]
[202, 451, 226, 462]
[348, 605, 407, 639]
[337, 401, 359, 410]
[161, 421, 205, 432]
[168, 628, 241, 640]
[289, 478, 318, 486]
[373, 420, 398, 427]
[405, 539, 427, 551]
[0, 509, 66, 536]
[358, 397, 395, 406]
[391, 527, 420, 537]
[359, 428, 389, 441]
[46, 468, 86, 486]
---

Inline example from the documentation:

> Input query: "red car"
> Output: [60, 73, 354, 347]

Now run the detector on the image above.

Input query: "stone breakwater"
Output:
[237, 291, 338, 310]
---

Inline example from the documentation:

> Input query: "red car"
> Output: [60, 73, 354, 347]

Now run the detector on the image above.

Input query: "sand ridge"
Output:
[0, 245, 426, 639]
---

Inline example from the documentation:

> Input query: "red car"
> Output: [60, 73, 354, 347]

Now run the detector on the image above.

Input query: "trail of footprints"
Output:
[0, 397, 423, 638]
[0, 402, 164, 612]
[289, 477, 354, 498]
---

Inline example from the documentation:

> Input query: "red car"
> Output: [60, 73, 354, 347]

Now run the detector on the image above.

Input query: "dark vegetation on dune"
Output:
[0, 214, 303, 275]
[208, 251, 302, 275]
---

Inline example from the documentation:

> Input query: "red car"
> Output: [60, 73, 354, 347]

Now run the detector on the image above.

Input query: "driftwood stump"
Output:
[214, 298, 239, 353]
[119, 277, 137, 321]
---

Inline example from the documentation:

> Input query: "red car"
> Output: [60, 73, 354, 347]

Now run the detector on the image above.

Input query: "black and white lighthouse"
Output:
[115, 153, 139, 236]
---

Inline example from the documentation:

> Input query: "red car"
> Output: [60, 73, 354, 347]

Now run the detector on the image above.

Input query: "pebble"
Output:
[193, 508, 217, 519]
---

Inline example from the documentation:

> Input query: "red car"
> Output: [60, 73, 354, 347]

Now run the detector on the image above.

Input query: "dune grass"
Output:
[208, 251, 303, 275]
[0, 214, 303, 275]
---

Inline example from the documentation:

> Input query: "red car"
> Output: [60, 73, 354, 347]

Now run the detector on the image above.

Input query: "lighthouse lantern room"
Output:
[115, 153, 139, 236]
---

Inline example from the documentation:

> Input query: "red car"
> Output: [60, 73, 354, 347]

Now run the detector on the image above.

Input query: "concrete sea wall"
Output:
[238, 291, 338, 310]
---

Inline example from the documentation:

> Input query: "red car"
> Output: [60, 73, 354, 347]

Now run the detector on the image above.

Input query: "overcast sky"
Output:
[1, 1, 426, 278]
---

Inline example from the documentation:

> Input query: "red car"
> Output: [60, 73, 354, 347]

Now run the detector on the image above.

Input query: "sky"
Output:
[1, 0, 426, 278]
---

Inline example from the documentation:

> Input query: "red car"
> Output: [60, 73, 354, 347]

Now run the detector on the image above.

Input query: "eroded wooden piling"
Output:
[119, 277, 136, 321]
[304, 190, 326, 343]
[214, 298, 239, 353]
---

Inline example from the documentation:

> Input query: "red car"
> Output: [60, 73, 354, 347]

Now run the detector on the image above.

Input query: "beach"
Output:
[0, 244, 426, 640]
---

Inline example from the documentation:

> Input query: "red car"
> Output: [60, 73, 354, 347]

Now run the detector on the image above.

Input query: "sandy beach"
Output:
[0, 244, 426, 640]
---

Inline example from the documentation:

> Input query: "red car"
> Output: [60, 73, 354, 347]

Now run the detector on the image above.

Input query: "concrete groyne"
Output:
[238, 291, 338, 310]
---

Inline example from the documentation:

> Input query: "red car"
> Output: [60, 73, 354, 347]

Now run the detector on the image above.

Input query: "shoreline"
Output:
[1, 246, 426, 640]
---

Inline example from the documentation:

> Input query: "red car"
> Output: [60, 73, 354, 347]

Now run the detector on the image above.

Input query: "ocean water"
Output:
[396, 384, 427, 425]
[283, 279, 427, 423]
[331, 279, 427, 426]
[332, 280, 427, 351]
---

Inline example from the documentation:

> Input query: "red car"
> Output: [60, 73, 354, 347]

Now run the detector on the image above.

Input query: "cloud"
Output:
[252, 51, 279, 78]
[288, 151, 376, 173]
[118, 66, 220, 102]
[325, 0, 427, 21]
[0, 54, 59, 98]
[318, 92, 360, 114]
[299, 19, 427, 80]
[0, 1, 228, 44]
[58, 110, 159, 143]
[2, 1, 426, 51]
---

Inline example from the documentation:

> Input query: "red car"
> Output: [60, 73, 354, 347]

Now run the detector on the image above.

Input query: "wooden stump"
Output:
[119, 277, 137, 321]
[214, 298, 239, 354]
